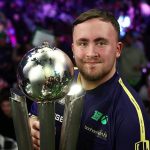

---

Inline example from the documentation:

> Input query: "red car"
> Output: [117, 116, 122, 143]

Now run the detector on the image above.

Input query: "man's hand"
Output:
[29, 116, 40, 150]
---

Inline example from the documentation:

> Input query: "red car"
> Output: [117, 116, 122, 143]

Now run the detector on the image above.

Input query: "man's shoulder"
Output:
[117, 78, 142, 104]
[115, 78, 146, 118]
[115, 78, 150, 129]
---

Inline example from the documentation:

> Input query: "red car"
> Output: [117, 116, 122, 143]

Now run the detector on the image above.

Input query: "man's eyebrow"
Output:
[94, 37, 108, 42]
[77, 38, 89, 42]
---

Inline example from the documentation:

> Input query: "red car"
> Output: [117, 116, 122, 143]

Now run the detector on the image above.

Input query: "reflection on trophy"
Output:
[10, 42, 84, 150]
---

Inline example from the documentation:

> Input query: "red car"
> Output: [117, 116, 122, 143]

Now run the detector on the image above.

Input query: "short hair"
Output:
[73, 9, 120, 40]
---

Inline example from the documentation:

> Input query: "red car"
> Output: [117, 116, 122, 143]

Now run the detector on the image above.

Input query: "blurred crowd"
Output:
[0, 0, 150, 147]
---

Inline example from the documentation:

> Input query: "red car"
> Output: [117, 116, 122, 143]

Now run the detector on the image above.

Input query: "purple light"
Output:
[142, 68, 147, 73]
[140, 2, 150, 16]
[147, 63, 150, 68]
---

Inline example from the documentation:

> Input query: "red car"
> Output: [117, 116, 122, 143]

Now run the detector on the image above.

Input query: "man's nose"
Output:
[86, 44, 99, 57]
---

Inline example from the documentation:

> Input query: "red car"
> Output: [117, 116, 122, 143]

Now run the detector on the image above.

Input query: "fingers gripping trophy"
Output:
[10, 42, 84, 150]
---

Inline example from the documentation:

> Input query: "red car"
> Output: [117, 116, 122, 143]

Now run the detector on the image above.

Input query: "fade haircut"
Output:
[73, 9, 120, 41]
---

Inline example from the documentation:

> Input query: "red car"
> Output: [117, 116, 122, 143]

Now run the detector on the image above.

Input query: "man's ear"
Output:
[116, 42, 123, 58]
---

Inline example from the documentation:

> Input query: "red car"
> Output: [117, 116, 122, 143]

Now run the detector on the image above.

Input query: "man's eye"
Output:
[79, 42, 87, 46]
[96, 41, 106, 46]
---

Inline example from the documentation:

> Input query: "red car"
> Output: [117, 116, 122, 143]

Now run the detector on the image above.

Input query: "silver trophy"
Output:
[10, 42, 84, 150]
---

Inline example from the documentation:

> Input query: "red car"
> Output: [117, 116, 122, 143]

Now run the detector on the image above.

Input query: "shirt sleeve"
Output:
[29, 102, 38, 116]
[115, 105, 150, 150]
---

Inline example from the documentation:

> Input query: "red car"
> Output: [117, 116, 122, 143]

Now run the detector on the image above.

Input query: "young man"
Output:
[29, 9, 150, 150]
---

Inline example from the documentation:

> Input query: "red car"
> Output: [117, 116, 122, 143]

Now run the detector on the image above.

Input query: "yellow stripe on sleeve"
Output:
[118, 78, 149, 150]
[119, 78, 145, 140]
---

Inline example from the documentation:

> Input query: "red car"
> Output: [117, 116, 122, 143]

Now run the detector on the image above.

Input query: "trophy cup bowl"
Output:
[17, 42, 74, 102]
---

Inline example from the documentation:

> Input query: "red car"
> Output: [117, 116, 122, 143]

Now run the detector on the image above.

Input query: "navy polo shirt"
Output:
[30, 72, 150, 150]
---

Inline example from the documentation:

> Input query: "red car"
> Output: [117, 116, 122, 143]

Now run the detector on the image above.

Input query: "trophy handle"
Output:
[59, 94, 84, 150]
[10, 88, 33, 150]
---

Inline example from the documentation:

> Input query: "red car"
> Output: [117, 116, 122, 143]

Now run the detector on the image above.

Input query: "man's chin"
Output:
[80, 71, 102, 81]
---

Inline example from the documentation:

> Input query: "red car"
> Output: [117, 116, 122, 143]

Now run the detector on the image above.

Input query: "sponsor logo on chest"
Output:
[84, 110, 109, 141]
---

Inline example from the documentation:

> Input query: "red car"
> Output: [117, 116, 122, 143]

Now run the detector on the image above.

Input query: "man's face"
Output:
[72, 18, 122, 82]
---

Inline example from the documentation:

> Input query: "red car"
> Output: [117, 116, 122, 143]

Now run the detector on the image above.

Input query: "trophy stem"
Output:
[38, 101, 55, 150]
[59, 94, 84, 150]
[10, 88, 33, 150]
